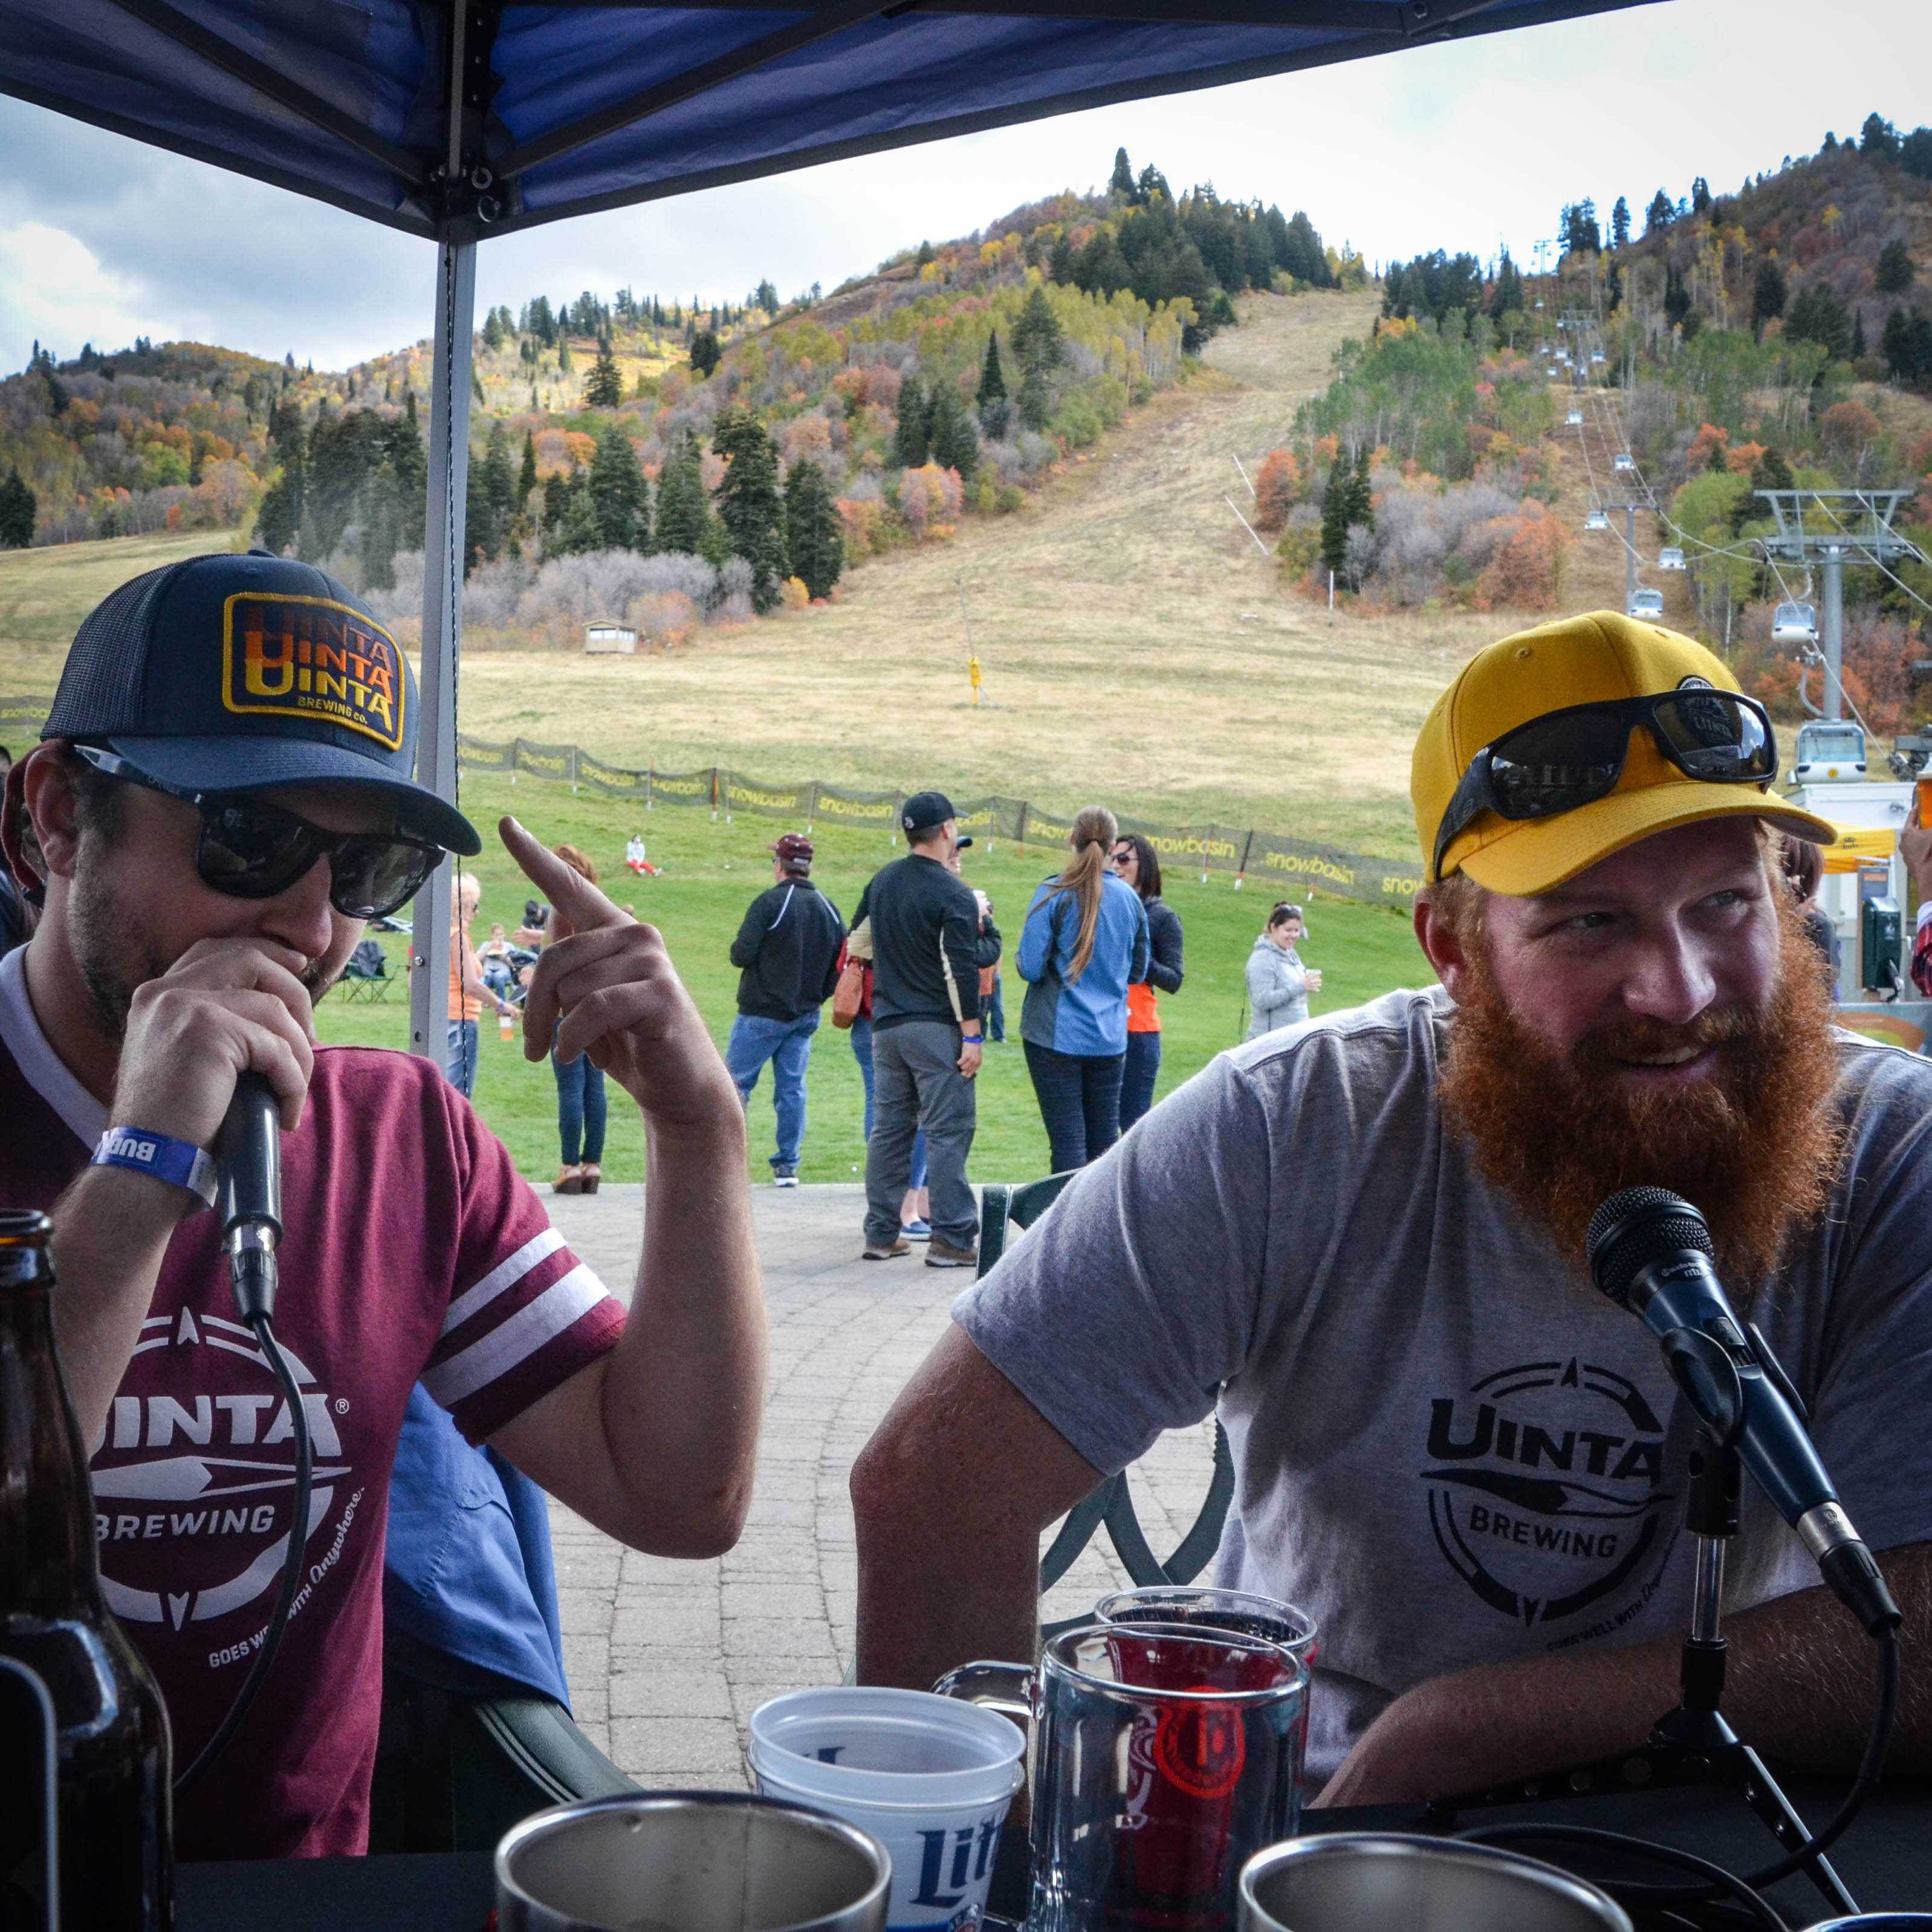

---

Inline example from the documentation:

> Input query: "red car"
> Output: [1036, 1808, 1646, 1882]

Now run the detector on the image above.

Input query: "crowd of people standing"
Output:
[419, 795, 1329, 1257]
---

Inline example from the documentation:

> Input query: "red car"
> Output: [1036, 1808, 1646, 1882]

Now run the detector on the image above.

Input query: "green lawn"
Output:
[318, 770, 1434, 1186]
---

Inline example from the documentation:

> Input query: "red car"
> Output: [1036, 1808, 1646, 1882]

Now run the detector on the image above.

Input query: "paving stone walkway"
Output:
[543, 1182, 1218, 1788]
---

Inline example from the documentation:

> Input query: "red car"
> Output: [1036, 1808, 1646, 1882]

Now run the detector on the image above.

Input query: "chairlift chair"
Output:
[1627, 588, 1665, 621]
[1584, 510, 1610, 532]
[1590, 350, 1606, 365]
[1658, 546, 1686, 571]
[1566, 408, 1583, 426]
[1613, 452, 1636, 474]
[1772, 601, 1818, 646]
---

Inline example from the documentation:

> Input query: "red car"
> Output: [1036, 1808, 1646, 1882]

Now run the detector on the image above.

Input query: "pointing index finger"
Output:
[499, 817, 627, 935]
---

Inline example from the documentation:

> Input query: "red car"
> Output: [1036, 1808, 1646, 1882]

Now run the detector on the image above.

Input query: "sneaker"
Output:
[862, 1238, 911, 1260]
[924, 1237, 977, 1268]
[772, 1165, 800, 1188]
[901, 1217, 932, 1240]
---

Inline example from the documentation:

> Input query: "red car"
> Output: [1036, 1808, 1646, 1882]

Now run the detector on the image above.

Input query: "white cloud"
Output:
[0, 0, 1924, 373]
[0, 221, 149, 361]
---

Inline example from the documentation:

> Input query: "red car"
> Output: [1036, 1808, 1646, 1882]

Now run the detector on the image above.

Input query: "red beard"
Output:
[1436, 903, 1844, 1295]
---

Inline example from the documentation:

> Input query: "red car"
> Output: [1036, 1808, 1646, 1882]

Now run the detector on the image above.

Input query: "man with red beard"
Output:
[851, 611, 1932, 1801]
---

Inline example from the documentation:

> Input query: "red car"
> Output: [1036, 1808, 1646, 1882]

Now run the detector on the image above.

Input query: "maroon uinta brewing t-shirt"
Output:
[0, 945, 626, 1859]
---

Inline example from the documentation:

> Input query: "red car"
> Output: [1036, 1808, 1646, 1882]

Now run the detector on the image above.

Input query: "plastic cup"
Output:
[750, 1687, 1025, 1932]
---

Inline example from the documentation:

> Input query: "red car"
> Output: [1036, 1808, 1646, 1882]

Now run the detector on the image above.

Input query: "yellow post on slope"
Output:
[968, 653, 982, 707]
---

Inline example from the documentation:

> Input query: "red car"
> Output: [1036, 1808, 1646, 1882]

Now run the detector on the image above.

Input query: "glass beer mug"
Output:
[936, 1622, 1306, 1932]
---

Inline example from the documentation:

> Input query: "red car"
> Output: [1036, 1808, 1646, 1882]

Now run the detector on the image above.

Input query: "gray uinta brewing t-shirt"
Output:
[953, 986, 1932, 1782]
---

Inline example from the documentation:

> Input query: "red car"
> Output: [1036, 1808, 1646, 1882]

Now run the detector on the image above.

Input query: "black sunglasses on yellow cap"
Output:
[73, 744, 444, 919]
[1430, 684, 1777, 884]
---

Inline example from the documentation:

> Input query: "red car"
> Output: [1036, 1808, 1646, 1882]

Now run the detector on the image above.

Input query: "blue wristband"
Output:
[92, 1126, 218, 1210]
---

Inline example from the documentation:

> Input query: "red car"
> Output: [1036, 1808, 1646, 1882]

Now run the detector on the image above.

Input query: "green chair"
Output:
[369, 1650, 638, 1853]
[976, 1177, 1236, 1620]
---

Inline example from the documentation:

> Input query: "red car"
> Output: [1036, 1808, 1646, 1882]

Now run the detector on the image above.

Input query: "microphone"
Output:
[215, 1071, 282, 1323]
[1587, 1187, 1899, 1636]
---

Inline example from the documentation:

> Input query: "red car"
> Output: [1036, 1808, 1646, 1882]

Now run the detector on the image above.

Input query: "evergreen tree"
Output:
[1046, 234, 1076, 285]
[1135, 164, 1170, 206]
[1751, 259, 1788, 334]
[1787, 282, 1852, 361]
[1318, 451, 1351, 579]
[585, 340, 624, 408]
[1645, 189, 1674, 234]
[254, 397, 307, 554]
[1011, 285, 1064, 432]
[554, 479, 600, 557]
[893, 374, 930, 467]
[0, 466, 36, 548]
[1876, 240, 1916, 296]
[1488, 251, 1523, 322]
[915, 240, 935, 268]
[712, 405, 788, 609]
[652, 431, 716, 557]
[754, 279, 779, 314]
[784, 458, 843, 601]
[557, 336, 573, 374]
[690, 329, 722, 378]
[589, 418, 648, 551]
[926, 378, 981, 483]
[1109, 146, 1136, 201]
[1707, 436, 1731, 475]
[976, 334, 1010, 438]
[1851, 306, 1867, 361]
[1690, 176, 1712, 215]
[517, 429, 539, 508]
[1610, 195, 1631, 250]
[482, 308, 505, 351]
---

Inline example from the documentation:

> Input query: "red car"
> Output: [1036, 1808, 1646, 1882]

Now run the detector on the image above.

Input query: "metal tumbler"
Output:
[494, 1790, 893, 1932]
[1238, 1834, 1632, 1932]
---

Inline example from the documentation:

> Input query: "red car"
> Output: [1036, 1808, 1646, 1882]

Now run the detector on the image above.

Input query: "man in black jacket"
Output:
[727, 832, 846, 1185]
[851, 792, 984, 1264]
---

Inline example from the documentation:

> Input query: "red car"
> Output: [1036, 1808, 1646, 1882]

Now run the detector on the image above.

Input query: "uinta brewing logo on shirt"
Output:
[221, 592, 405, 751]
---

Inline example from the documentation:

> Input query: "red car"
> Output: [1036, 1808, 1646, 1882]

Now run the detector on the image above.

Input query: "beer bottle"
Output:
[0, 1210, 173, 1930]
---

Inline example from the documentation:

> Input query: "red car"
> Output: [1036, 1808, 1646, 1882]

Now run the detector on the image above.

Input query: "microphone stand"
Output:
[1427, 1429, 1859, 1919]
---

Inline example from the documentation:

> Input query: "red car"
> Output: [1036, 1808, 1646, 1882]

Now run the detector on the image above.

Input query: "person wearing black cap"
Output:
[0, 551, 763, 1861]
[726, 831, 847, 1185]
[849, 791, 984, 1264]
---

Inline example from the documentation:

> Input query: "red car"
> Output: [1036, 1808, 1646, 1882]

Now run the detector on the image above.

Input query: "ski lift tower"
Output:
[1755, 490, 1925, 721]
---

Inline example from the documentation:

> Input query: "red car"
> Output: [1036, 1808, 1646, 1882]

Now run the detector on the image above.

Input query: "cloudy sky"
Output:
[0, 0, 1921, 376]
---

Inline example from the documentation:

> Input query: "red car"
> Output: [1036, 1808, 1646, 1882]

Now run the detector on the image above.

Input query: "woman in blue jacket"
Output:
[1017, 804, 1150, 1171]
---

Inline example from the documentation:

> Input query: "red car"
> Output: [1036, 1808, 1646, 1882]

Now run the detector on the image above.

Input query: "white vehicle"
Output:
[1772, 600, 1819, 646]
[1792, 720, 1867, 784]
[1627, 588, 1665, 620]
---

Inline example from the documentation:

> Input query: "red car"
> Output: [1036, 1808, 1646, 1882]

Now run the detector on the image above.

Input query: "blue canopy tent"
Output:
[0, 0, 1653, 1048]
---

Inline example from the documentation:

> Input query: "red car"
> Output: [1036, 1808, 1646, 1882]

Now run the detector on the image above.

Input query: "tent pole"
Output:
[408, 238, 476, 1065]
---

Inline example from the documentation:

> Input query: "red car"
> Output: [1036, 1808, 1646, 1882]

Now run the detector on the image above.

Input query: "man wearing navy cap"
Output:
[849, 791, 985, 1265]
[0, 551, 764, 1860]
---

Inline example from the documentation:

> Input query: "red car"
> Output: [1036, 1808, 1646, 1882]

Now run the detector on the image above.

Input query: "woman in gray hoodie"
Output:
[1245, 901, 1321, 1039]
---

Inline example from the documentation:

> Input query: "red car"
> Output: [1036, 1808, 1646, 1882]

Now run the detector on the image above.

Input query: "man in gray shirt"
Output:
[851, 611, 1932, 1803]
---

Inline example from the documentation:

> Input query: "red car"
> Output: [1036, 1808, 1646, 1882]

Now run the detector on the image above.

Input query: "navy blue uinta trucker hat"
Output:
[41, 550, 480, 855]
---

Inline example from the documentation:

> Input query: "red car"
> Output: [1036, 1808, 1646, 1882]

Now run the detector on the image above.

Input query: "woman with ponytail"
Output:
[1016, 805, 1150, 1170]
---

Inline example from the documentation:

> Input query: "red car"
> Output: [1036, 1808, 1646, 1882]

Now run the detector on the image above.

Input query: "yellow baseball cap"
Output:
[1414, 610, 1835, 896]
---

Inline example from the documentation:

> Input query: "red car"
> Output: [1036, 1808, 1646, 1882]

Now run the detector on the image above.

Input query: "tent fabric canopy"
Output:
[2, 0, 1655, 242]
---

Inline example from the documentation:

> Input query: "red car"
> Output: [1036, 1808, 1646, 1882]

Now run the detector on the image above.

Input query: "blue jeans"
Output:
[445, 1019, 478, 1097]
[987, 971, 1006, 1043]
[1024, 1039, 1125, 1172]
[851, 1016, 926, 1188]
[1119, 1029, 1161, 1132]
[553, 1049, 606, 1165]
[727, 1011, 818, 1171]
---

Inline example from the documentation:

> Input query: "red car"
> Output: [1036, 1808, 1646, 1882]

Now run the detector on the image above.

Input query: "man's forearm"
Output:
[49, 1167, 190, 1445]
[603, 1111, 765, 1553]
[1321, 1545, 1930, 1806]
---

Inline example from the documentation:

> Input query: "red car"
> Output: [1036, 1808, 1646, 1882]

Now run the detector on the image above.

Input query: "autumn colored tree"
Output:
[1252, 450, 1298, 533]
[713, 404, 788, 610]
[585, 340, 624, 408]
[785, 457, 843, 600]
[898, 462, 964, 539]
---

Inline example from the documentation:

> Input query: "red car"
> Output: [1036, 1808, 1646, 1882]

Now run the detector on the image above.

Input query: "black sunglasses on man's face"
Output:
[73, 744, 444, 921]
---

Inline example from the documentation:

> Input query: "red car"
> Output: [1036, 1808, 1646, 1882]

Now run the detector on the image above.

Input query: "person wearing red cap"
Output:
[854, 611, 1932, 1806]
[725, 831, 847, 1184]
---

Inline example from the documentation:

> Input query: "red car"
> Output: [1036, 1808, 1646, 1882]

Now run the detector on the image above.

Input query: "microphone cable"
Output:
[1457, 1616, 1900, 1926]
[173, 1312, 313, 1795]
